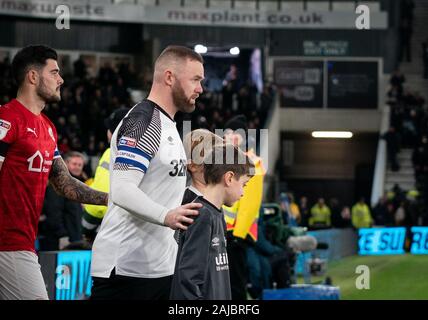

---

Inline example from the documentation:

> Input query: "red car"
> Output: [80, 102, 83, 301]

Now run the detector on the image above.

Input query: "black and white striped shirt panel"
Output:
[113, 102, 161, 174]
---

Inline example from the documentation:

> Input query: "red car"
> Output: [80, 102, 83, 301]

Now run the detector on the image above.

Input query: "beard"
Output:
[36, 77, 61, 104]
[172, 81, 196, 113]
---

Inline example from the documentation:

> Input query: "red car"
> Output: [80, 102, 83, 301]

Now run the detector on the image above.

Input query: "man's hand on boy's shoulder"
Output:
[164, 202, 202, 231]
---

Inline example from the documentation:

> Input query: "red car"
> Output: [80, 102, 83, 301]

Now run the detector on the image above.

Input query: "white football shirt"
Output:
[91, 99, 187, 278]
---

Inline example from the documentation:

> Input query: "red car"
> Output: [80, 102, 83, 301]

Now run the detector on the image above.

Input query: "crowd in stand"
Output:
[398, 0, 428, 79]
[0, 55, 274, 178]
[385, 68, 428, 223]
[279, 187, 428, 231]
[176, 64, 273, 137]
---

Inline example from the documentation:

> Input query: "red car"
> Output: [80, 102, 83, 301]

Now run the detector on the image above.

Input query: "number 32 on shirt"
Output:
[169, 159, 186, 177]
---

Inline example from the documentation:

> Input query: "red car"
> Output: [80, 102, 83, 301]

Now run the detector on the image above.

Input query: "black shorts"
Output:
[90, 269, 172, 300]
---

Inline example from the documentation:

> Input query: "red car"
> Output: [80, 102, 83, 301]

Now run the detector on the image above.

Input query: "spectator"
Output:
[73, 56, 87, 80]
[299, 196, 310, 228]
[412, 137, 428, 184]
[405, 192, 422, 226]
[331, 198, 352, 229]
[391, 183, 407, 208]
[279, 192, 300, 226]
[38, 151, 87, 251]
[329, 198, 342, 228]
[339, 206, 353, 228]
[390, 69, 406, 91]
[373, 195, 392, 226]
[351, 197, 373, 229]
[382, 126, 401, 171]
[223, 64, 239, 91]
[309, 198, 331, 229]
[98, 61, 116, 86]
[387, 84, 403, 105]
[395, 201, 407, 226]
[81, 108, 130, 241]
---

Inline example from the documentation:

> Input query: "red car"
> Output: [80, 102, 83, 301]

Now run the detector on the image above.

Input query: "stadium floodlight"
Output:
[194, 44, 208, 54]
[311, 131, 353, 139]
[229, 47, 240, 55]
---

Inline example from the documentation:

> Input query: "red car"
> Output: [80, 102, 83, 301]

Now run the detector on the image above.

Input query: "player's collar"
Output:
[144, 99, 175, 122]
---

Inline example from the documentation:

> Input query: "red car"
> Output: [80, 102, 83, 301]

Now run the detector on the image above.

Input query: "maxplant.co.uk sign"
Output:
[0, 0, 388, 29]
[358, 227, 428, 255]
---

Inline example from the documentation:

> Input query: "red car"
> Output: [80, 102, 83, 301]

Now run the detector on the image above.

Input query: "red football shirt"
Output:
[0, 99, 60, 252]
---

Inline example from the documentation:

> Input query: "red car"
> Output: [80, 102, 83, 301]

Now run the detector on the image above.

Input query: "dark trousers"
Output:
[387, 148, 400, 171]
[91, 269, 172, 300]
[226, 233, 248, 300]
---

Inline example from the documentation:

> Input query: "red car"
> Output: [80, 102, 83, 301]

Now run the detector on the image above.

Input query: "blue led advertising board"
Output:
[410, 227, 428, 255]
[56, 251, 92, 300]
[358, 228, 406, 255]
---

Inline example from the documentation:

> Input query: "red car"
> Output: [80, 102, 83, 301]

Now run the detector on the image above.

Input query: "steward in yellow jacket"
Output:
[222, 114, 265, 300]
[309, 198, 331, 229]
[351, 198, 373, 229]
[82, 148, 110, 235]
[82, 108, 129, 238]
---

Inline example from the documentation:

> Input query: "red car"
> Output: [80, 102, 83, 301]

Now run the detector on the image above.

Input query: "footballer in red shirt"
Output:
[0, 45, 108, 300]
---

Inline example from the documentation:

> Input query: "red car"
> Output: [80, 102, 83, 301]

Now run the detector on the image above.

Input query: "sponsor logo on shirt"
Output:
[0, 119, 11, 140]
[27, 150, 54, 173]
[211, 237, 220, 247]
[118, 137, 137, 148]
[27, 127, 37, 137]
[27, 150, 44, 172]
[215, 252, 229, 271]
[0, 119, 11, 130]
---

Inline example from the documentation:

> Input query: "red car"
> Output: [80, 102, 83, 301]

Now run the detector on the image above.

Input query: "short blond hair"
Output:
[183, 129, 224, 165]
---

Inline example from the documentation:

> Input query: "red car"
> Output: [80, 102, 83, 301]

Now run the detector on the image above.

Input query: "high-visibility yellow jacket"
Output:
[351, 203, 372, 229]
[223, 149, 265, 242]
[82, 148, 110, 231]
[309, 204, 331, 228]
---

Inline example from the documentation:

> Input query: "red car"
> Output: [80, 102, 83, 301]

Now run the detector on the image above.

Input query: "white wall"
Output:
[280, 108, 382, 133]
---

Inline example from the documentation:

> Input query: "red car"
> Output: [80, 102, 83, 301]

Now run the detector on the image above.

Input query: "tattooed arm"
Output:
[49, 157, 108, 205]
